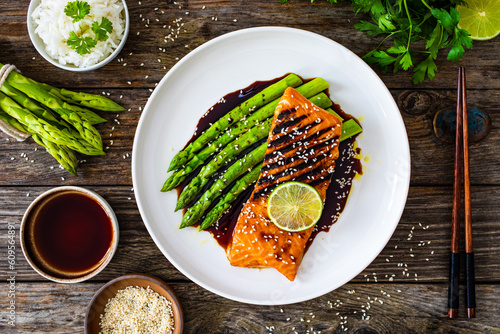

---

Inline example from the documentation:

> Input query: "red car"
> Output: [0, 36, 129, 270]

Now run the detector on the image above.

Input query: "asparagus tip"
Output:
[161, 180, 174, 192]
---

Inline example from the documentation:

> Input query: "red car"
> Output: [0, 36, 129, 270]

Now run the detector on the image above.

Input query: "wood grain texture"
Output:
[1, 0, 500, 332]
[1, 186, 499, 283]
[0, 87, 498, 186]
[1, 0, 499, 90]
[2, 282, 499, 333]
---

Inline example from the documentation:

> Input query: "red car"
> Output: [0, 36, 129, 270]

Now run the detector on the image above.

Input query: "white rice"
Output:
[31, 0, 125, 68]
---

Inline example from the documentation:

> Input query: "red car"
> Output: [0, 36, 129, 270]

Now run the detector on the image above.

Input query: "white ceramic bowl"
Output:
[27, 0, 129, 72]
[20, 186, 119, 283]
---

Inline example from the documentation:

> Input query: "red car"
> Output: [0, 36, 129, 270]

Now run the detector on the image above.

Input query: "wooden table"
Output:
[1, 1, 499, 333]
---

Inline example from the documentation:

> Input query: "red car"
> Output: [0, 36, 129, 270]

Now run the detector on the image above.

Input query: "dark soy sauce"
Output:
[307, 136, 361, 251]
[177, 75, 362, 251]
[32, 192, 113, 275]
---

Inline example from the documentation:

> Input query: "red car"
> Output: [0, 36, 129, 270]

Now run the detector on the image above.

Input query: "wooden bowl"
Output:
[85, 274, 184, 334]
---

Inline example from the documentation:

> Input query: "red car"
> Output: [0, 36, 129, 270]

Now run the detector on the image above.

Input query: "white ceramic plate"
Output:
[132, 27, 410, 305]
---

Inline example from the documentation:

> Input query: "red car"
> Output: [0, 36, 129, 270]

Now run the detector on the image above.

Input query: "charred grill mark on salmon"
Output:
[264, 127, 337, 165]
[261, 138, 338, 173]
[276, 108, 295, 121]
[271, 111, 305, 136]
[254, 161, 335, 199]
[257, 153, 330, 187]
[267, 126, 330, 150]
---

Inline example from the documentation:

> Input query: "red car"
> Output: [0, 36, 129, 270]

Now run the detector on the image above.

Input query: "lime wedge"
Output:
[457, 0, 500, 41]
[267, 181, 323, 232]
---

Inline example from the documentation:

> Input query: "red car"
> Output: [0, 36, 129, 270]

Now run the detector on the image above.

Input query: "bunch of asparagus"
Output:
[161, 73, 363, 229]
[0, 63, 124, 175]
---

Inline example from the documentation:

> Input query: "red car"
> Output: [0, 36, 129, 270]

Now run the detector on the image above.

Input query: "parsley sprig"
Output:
[281, 0, 473, 84]
[64, 1, 114, 55]
[92, 17, 114, 41]
[67, 30, 97, 55]
[64, 0, 90, 22]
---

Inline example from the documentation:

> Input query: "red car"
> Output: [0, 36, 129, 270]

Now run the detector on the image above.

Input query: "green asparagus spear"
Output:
[33, 83, 108, 124]
[340, 119, 363, 141]
[0, 92, 104, 155]
[0, 82, 103, 149]
[1, 109, 79, 176]
[161, 120, 256, 192]
[179, 142, 267, 228]
[61, 102, 107, 125]
[161, 80, 331, 192]
[2, 81, 104, 137]
[1, 82, 69, 129]
[197, 119, 363, 228]
[175, 92, 333, 209]
[176, 118, 272, 210]
[32, 134, 79, 176]
[4, 69, 103, 150]
[0, 110, 30, 139]
[200, 164, 261, 229]
[168, 74, 303, 172]
[37, 82, 125, 112]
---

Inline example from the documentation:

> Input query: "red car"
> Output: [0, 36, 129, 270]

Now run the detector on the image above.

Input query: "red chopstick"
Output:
[448, 67, 476, 319]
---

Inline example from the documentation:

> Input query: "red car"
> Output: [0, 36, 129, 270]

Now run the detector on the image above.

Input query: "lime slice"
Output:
[267, 181, 323, 232]
[457, 0, 500, 41]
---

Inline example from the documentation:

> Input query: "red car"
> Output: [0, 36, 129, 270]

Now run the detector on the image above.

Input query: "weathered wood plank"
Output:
[396, 89, 500, 186]
[1, 0, 499, 332]
[0, 0, 499, 90]
[1, 185, 499, 283]
[1, 282, 499, 333]
[0, 86, 498, 186]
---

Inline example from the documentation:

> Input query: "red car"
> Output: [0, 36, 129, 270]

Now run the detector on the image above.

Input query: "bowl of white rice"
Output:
[27, 0, 129, 71]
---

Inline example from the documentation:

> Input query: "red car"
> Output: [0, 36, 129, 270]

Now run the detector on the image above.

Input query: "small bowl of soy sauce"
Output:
[20, 186, 119, 283]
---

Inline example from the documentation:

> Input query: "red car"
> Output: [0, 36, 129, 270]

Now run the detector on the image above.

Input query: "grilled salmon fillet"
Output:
[226, 86, 342, 281]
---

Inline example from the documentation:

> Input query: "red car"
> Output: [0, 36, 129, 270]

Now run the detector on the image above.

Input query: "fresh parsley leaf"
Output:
[378, 14, 396, 31]
[91, 17, 113, 41]
[399, 51, 413, 70]
[363, 50, 397, 72]
[353, 0, 385, 16]
[353, 20, 385, 37]
[67, 30, 97, 55]
[413, 55, 437, 84]
[432, 8, 472, 62]
[426, 23, 444, 58]
[431, 7, 458, 30]
[447, 26, 473, 62]
[64, 1, 91, 23]
[280, 0, 474, 83]
[386, 45, 406, 54]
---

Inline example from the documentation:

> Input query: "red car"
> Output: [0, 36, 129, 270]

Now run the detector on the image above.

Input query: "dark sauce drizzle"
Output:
[177, 74, 362, 251]
[184, 75, 288, 146]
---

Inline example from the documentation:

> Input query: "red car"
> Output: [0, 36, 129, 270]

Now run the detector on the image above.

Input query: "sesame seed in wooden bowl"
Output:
[85, 273, 184, 334]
